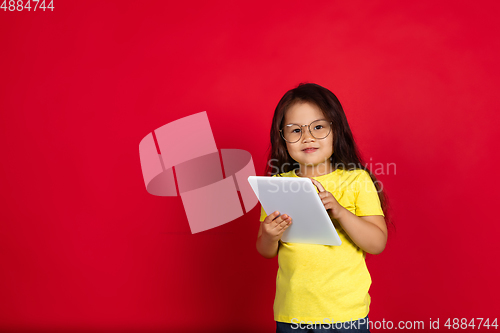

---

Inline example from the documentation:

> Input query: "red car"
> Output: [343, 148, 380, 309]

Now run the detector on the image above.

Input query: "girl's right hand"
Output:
[260, 211, 292, 242]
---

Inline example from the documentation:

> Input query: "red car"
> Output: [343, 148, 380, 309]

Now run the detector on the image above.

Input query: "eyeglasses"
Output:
[280, 119, 333, 143]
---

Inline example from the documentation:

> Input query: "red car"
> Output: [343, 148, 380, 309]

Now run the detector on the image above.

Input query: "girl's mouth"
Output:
[302, 148, 318, 153]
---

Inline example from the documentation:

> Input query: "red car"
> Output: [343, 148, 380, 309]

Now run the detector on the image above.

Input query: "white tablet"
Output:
[248, 176, 342, 246]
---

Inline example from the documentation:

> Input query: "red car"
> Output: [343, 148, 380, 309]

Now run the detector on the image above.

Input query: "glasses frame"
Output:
[279, 119, 333, 143]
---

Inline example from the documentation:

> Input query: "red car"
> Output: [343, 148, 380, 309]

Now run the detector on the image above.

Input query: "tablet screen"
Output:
[248, 176, 341, 246]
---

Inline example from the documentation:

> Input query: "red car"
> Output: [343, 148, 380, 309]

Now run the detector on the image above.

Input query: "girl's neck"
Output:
[296, 163, 334, 178]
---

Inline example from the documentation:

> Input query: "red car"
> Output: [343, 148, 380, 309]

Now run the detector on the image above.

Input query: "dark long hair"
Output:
[265, 83, 393, 230]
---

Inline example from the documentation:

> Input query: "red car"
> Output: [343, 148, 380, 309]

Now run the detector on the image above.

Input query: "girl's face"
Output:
[283, 101, 334, 177]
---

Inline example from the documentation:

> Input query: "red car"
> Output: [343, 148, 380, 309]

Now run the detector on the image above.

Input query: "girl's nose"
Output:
[302, 129, 315, 142]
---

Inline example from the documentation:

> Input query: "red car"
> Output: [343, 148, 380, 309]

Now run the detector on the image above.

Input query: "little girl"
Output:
[256, 83, 390, 333]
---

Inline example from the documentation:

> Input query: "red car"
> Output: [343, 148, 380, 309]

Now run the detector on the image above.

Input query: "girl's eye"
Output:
[292, 129, 301, 133]
[314, 125, 324, 130]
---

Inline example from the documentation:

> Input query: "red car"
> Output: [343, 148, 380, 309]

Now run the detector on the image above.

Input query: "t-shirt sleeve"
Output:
[355, 170, 385, 217]
[259, 205, 267, 222]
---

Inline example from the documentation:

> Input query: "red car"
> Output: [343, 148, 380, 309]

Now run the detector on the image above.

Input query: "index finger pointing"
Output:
[309, 178, 326, 192]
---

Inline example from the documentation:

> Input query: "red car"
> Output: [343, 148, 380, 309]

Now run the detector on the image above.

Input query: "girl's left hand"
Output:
[310, 178, 346, 220]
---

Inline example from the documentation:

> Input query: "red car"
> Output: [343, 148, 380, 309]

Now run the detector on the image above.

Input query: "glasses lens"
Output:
[282, 124, 301, 142]
[310, 120, 331, 139]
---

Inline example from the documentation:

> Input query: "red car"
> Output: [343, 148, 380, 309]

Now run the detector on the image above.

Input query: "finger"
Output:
[323, 193, 338, 205]
[273, 213, 287, 221]
[278, 218, 292, 232]
[321, 196, 335, 206]
[318, 190, 335, 201]
[319, 192, 333, 201]
[264, 211, 280, 224]
[320, 198, 331, 210]
[310, 178, 326, 192]
[273, 214, 290, 229]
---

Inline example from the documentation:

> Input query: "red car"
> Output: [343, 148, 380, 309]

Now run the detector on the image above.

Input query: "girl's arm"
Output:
[310, 178, 387, 254]
[335, 211, 387, 255]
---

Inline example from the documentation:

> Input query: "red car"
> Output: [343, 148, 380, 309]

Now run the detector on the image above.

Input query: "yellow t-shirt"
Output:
[260, 168, 384, 324]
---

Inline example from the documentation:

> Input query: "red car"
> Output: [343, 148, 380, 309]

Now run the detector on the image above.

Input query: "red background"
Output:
[1, 1, 499, 332]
